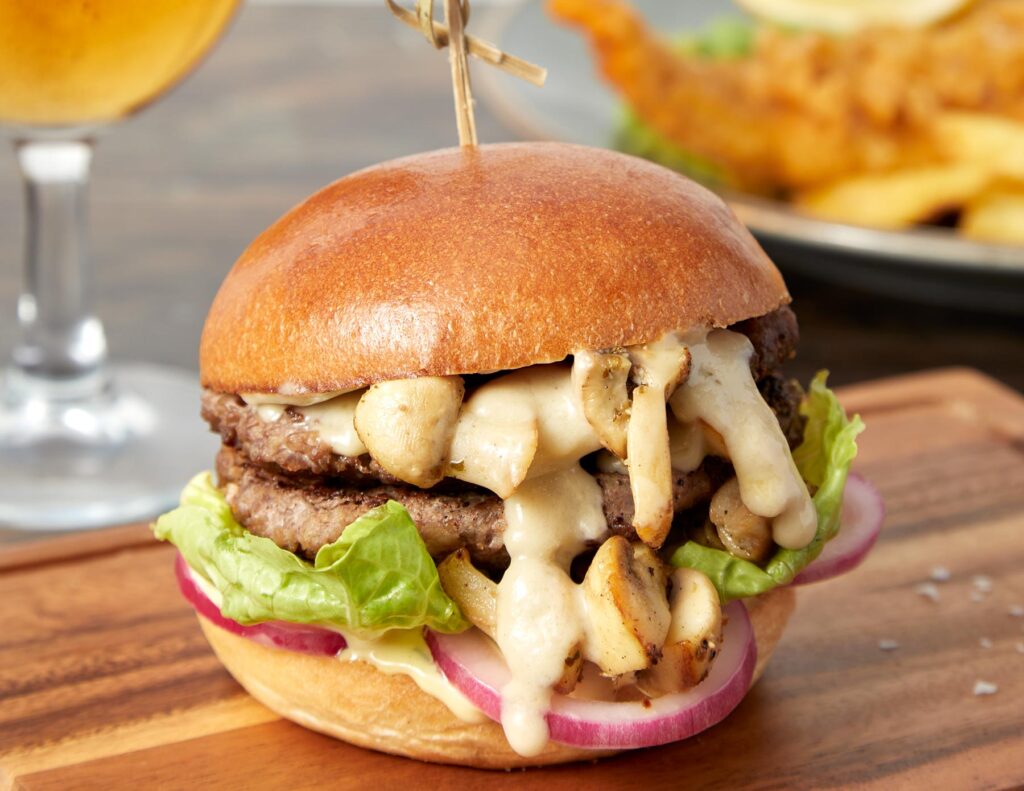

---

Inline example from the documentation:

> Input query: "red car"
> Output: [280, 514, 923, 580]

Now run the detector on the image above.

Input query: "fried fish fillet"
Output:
[549, 0, 1024, 192]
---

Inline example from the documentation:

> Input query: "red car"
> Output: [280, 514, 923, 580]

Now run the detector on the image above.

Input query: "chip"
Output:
[933, 113, 1024, 182]
[959, 185, 1024, 244]
[795, 165, 991, 229]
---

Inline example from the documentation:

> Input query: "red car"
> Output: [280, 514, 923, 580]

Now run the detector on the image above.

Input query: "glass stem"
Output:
[11, 139, 107, 397]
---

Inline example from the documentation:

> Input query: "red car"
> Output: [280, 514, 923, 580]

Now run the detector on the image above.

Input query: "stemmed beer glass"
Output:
[0, 0, 239, 529]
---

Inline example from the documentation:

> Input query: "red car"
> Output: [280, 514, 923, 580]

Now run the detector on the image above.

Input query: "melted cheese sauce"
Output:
[297, 390, 367, 457]
[498, 466, 607, 754]
[668, 418, 707, 473]
[243, 326, 817, 755]
[339, 630, 486, 724]
[670, 329, 817, 548]
[445, 365, 603, 496]
[241, 391, 328, 423]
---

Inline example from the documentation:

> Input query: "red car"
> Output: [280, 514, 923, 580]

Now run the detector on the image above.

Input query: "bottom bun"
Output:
[198, 586, 796, 769]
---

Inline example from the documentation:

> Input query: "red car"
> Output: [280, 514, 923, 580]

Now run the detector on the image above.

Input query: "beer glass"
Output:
[0, 0, 239, 529]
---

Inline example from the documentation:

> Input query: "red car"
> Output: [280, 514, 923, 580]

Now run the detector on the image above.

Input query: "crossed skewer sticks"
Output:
[385, 0, 547, 146]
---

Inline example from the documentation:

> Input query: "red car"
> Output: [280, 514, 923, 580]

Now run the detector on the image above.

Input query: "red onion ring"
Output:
[426, 600, 755, 750]
[793, 473, 884, 586]
[174, 554, 347, 656]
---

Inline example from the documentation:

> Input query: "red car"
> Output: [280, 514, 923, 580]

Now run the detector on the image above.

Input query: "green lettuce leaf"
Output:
[154, 474, 467, 635]
[671, 540, 777, 599]
[671, 372, 865, 601]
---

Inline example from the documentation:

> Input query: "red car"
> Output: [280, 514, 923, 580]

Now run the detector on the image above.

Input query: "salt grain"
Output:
[972, 575, 994, 593]
[915, 582, 941, 603]
[879, 639, 900, 651]
[930, 566, 951, 583]
[973, 680, 998, 696]
[1009, 604, 1024, 618]
[979, 637, 993, 649]
[970, 590, 986, 603]
[1016, 642, 1024, 655]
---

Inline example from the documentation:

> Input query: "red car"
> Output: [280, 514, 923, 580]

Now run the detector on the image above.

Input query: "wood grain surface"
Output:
[1, 368, 1023, 790]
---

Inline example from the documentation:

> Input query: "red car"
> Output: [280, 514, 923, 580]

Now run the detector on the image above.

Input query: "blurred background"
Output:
[1, 0, 1020, 398]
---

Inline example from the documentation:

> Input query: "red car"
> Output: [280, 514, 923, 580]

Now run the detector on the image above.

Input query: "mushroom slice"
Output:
[572, 348, 631, 459]
[710, 477, 774, 562]
[437, 548, 498, 640]
[354, 376, 464, 488]
[691, 517, 728, 552]
[553, 644, 585, 695]
[626, 384, 674, 547]
[626, 336, 692, 548]
[637, 568, 723, 697]
[444, 414, 538, 498]
[629, 335, 691, 399]
[582, 536, 671, 676]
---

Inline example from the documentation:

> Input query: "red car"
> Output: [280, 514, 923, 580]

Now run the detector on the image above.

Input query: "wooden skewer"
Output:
[385, 0, 547, 88]
[444, 0, 477, 147]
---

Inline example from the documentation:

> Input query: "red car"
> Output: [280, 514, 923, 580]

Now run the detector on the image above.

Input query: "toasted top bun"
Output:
[198, 585, 795, 769]
[200, 142, 789, 394]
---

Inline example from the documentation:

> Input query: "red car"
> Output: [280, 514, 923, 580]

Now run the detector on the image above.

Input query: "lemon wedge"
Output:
[733, 0, 975, 33]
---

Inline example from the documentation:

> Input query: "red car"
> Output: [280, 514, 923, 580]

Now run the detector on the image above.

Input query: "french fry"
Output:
[795, 164, 991, 228]
[933, 113, 1024, 182]
[959, 185, 1024, 244]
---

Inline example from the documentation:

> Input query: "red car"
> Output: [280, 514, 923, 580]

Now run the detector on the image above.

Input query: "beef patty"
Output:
[217, 444, 728, 569]
[201, 306, 802, 485]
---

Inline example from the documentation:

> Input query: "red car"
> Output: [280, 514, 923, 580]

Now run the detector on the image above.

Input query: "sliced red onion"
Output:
[792, 473, 884, 586]
[174, 554, 346, 656]
[426, 600, 755, 750]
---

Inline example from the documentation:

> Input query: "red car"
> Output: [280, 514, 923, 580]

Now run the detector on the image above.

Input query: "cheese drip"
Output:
[446, 365, 604, 496]
[668, 419, 706, 473]
[241, 389, 342, 422]
[241, 389, 343, 407]
[498, 466, 608, 755]
[670, 329, 817, 549]
[298, 390, 367, 457]
[450, 367, 611, 754]
[339, 630, 487, 724]
[240, 389, 368, 457]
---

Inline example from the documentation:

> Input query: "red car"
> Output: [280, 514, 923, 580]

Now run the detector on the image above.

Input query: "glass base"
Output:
[0, 363, 218, 530]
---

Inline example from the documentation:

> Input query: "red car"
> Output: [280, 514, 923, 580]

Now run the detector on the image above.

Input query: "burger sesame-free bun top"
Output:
[199, 142, 789, 394]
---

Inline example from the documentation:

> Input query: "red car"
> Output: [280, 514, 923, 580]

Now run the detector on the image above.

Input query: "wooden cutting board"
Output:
[2, 368, 1023, 791]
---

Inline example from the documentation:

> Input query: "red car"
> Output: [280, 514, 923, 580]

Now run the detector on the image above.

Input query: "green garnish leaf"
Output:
[154, 474, 467, 635]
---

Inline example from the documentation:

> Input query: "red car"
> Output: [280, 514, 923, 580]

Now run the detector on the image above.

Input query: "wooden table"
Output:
[0, 4, 1021, 394]
[2, 368, 1023, 789]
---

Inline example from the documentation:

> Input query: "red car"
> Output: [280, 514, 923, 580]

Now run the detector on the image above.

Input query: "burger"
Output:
[153, 142, 869, 768]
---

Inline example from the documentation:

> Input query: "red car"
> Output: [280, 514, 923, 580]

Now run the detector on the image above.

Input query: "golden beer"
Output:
[0, 0, 239, 127]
